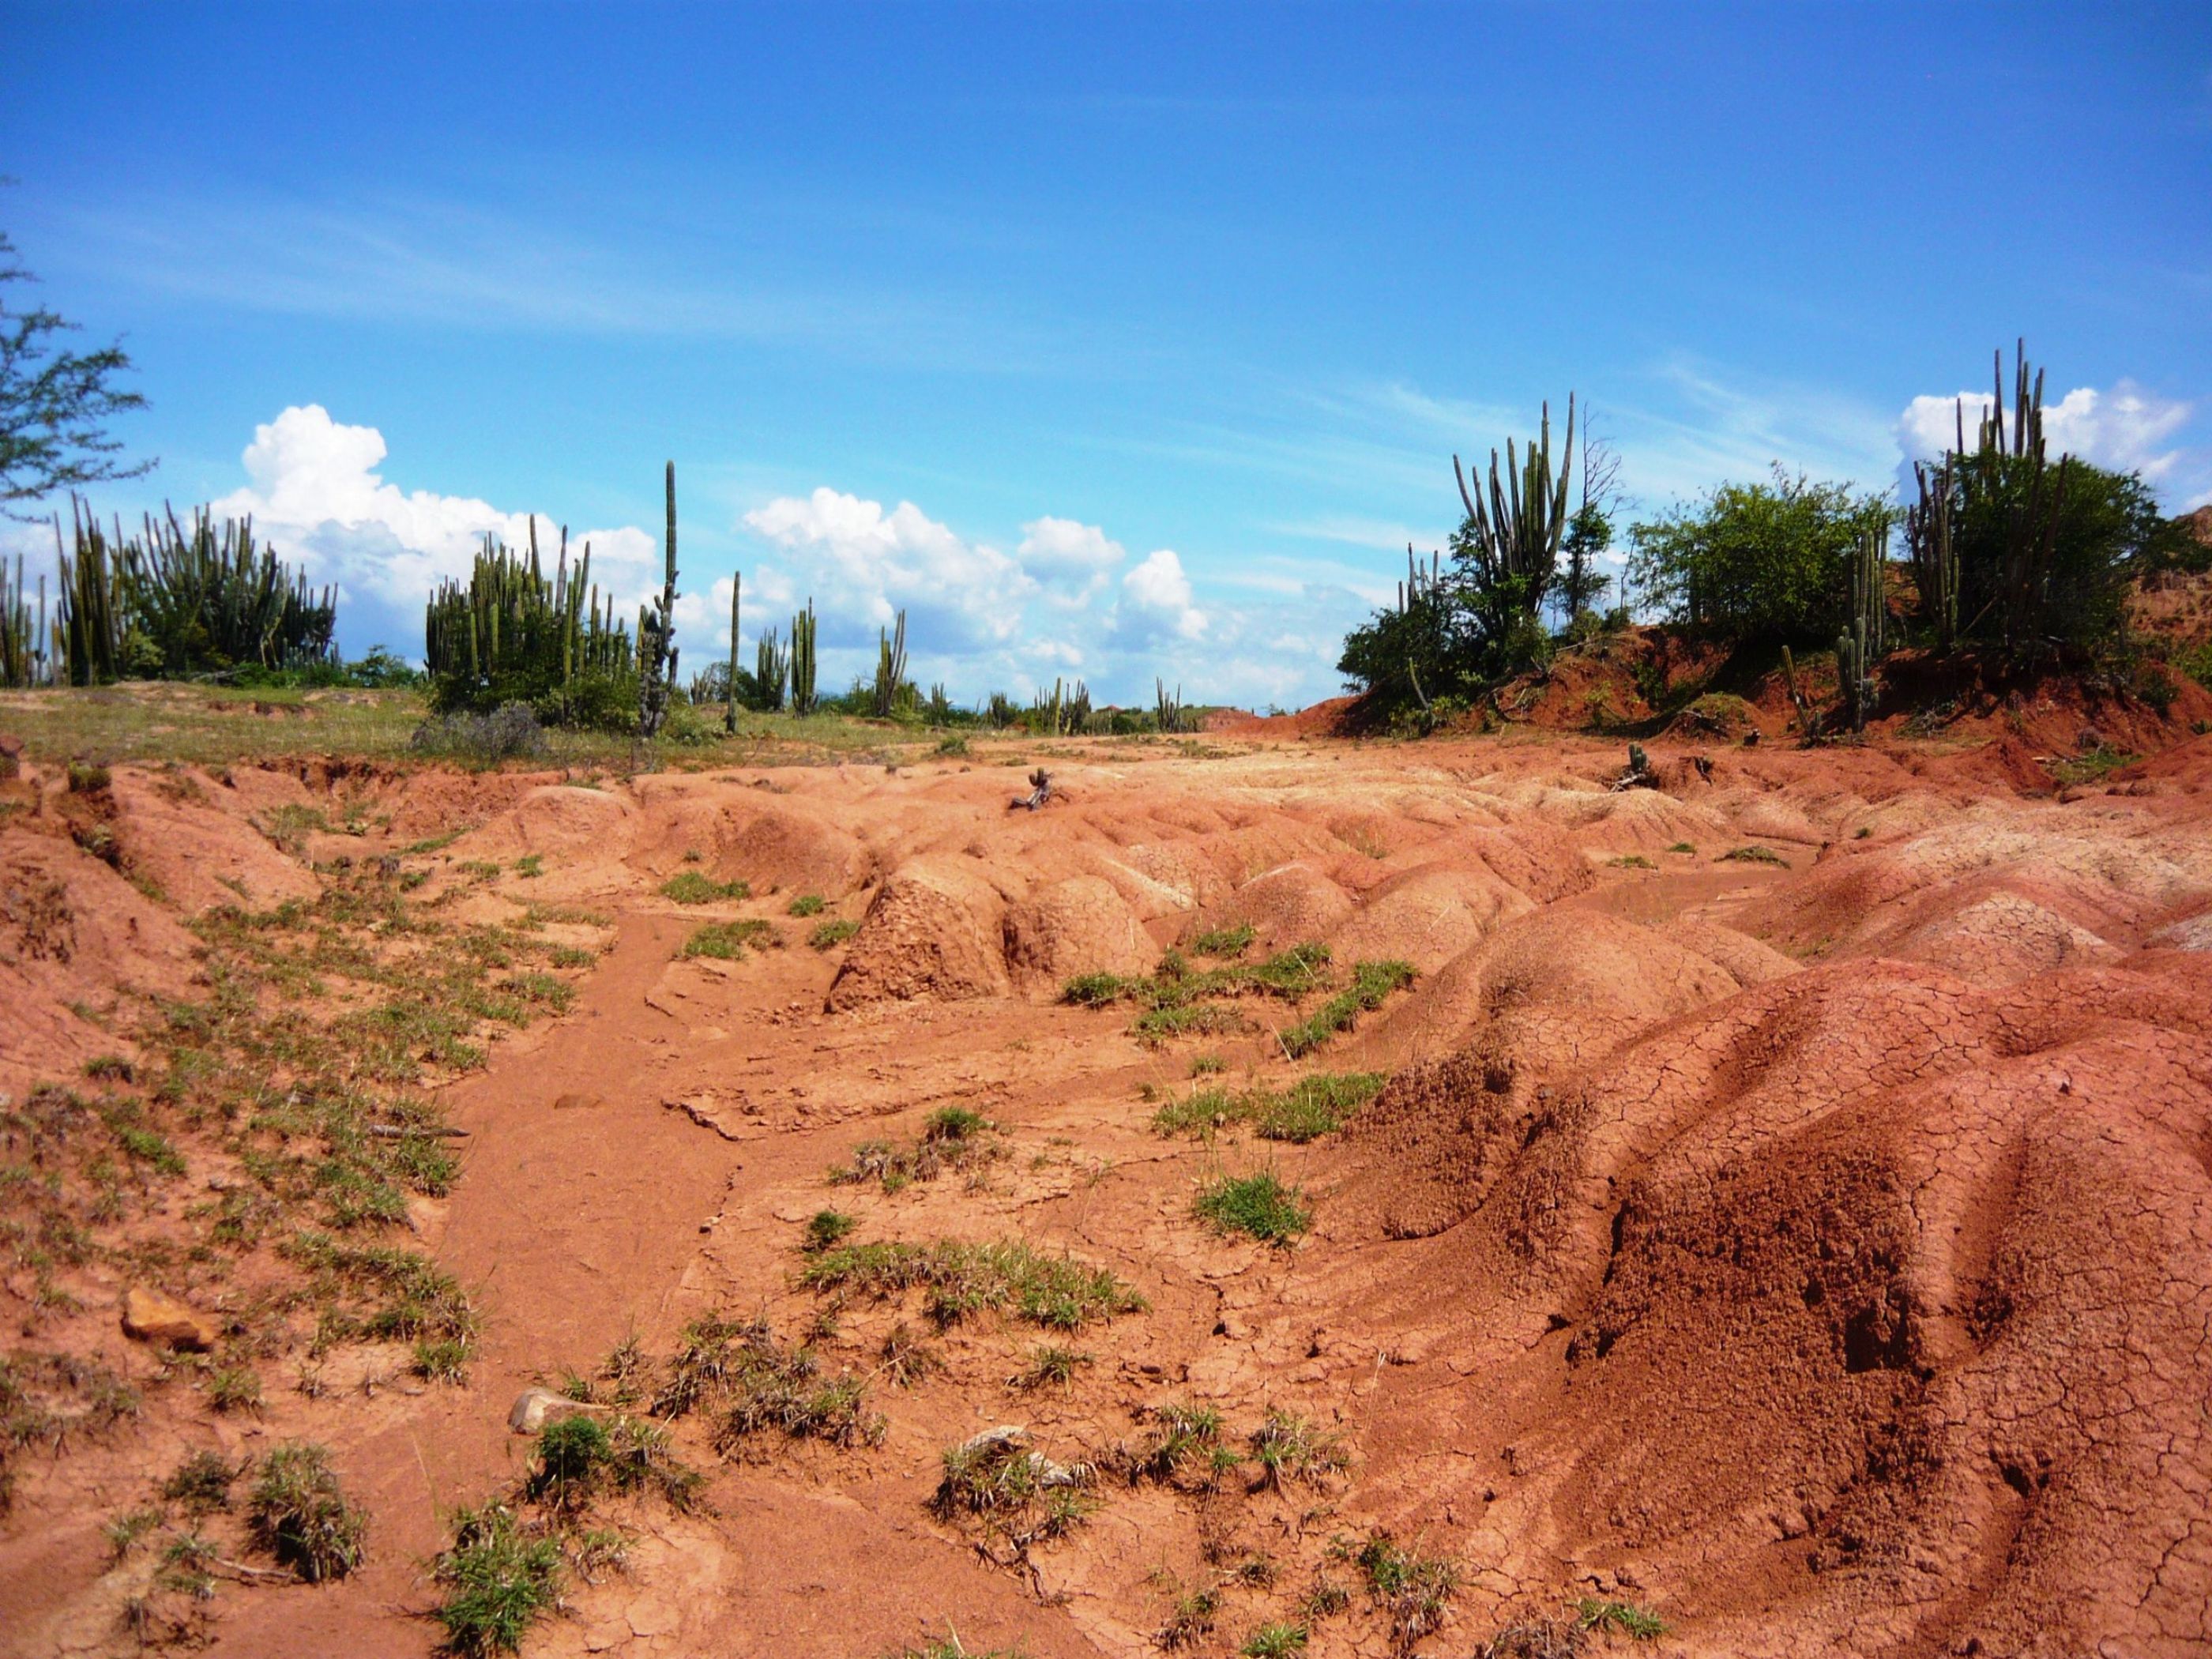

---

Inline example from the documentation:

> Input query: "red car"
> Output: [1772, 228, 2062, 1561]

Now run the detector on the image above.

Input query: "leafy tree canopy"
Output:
[0, 227, 152, 514]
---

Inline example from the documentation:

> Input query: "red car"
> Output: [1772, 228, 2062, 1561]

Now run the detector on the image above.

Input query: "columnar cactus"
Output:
[1834, 525, 1887, 732]
[789, 600, 818, 715]
[725, 572, 740, 733]
[636, 462, 681, 738]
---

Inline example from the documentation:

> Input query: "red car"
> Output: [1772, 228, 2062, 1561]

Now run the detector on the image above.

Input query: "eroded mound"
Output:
[2, 723, 2208, 1659]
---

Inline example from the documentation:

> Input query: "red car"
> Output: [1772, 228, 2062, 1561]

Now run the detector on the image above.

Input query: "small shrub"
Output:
[1194, 1172, 1310, 1243]
[208, 1364, 261, 1413]
[1605, 855, 1654, 871]
[432, 1503, 562, 1657]
[661, 871, 750, 905]
[788, 893, 826, 916]
[809, 918, 860, 950]
[67, 762, 113, 794]
[82, 1054, 134, 1082]
[246, 1443, 366, 1582]
[410, 704, 547, 765]
[803, 1209, 858, 1254]
[878, 1321, 942, 1387]
[1158, 1579, 1219, 1649]
[1717, 845, 1789, 867]
[1665, 841, 1695, 855]
[103, 1507, 163, 1559]
[160, 1450, 239, 1514]
[680, 918, 774, 960]
[1575, 1598, 1665, 1639]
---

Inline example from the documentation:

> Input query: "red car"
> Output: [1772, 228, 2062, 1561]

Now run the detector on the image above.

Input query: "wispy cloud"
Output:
[49, 189, 1078, 374]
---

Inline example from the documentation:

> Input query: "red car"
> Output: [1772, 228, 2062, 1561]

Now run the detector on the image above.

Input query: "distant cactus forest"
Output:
[1338, 343, 2212, 735]
[9, 344, 2210, 737]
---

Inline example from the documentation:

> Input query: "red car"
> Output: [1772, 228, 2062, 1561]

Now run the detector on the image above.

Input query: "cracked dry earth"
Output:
[4, 728, 2211, 1657]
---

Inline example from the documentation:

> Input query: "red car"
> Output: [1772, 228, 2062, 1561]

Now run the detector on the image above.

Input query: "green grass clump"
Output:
[1717, 845, 1789, 867]
[799, 1238, 1145, 1330]
[809, 917, 860, 950]
[802, 1209, 858, 1254]
[526, 1413, 702, 1512]
[1277, 960, 1413, 1059]
[1240, 1625, 1308, 1658]
[1014, 1343, 1093, 1392]
[646, 1315, 883, 1451]
[246, 1443, 366, 1582]
[1249, 1409, 1349, 1489]
[1575, 1598, 1666, 1639]
[1356, 1533, 1457, 1653]
[1194, 1172, 1311, 1244]
[1127, 1400, 1239, 1489]
[1255, 1071, 1384, 1142]
[660, 871, 750, 905]
[160, 1450, 238, 1514]
[788, 893, 826, 916]
[433, 1503, 562, 1657]
[831, 1108, 1003, 1191]
[1151, 1071, 1383, 1142]
[1666, 841, 1696, 854]
[2049, 744, 2140, 786]
[1606, 854, 1655, 871]
[680, 918, 775, 959]
[932, 1430, 1096, 1547]
[1190, 920, 1256, 957]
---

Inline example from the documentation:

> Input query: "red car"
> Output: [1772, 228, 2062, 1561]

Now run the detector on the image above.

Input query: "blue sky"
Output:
[5, 2, 2210, 707]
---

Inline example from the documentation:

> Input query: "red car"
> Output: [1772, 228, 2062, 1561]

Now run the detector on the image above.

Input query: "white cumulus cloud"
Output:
[206, 405, 658, 645]
[1015, 515, 1125, 603]
[1896, 380, 2195, 482]
[742, 487, 1033, 649]
[1113, 547, 1209, 642]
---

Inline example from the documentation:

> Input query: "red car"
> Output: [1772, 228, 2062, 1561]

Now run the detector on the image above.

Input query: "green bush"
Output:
[1627, 467, 1892, 645]
[1194, 1172, 1311, 1243]
[433, 1503, 562, 1657]
[246, 1443, 366, 1582]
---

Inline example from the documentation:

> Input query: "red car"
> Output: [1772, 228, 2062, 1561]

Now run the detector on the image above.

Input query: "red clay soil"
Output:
[3, 719, 2210, 1657]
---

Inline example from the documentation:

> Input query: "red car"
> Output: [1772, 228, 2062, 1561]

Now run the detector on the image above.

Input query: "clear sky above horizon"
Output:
[5, 2, 2209, 707]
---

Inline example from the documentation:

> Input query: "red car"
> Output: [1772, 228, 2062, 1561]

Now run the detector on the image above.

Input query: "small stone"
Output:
[507, 1386, 600, 1435]
[121, 1286, 218, 1351]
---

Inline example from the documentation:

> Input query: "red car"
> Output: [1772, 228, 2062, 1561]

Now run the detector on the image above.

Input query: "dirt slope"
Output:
[2, 724, 2208, 1657]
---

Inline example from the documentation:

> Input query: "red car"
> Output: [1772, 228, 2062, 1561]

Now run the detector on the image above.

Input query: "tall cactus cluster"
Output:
[635, 463, 682, 739]
[44, 498, 337, 687]
[1901, 341, 2089, 661]
[424, 521, 635, 725]
[1154, 677, 1187, 735]
[1452, 394, 1576, 613]
[754, 627, 788, 710]
[1905, 452, 1958, 653]
[1834, 525, 1888, 732]
[2, 555, 49, 689]
[870, 608, 909, 717]
[789, 600, 818, 715]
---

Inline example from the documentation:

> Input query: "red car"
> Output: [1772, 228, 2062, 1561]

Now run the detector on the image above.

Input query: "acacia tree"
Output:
[0, 228, 152, 514]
